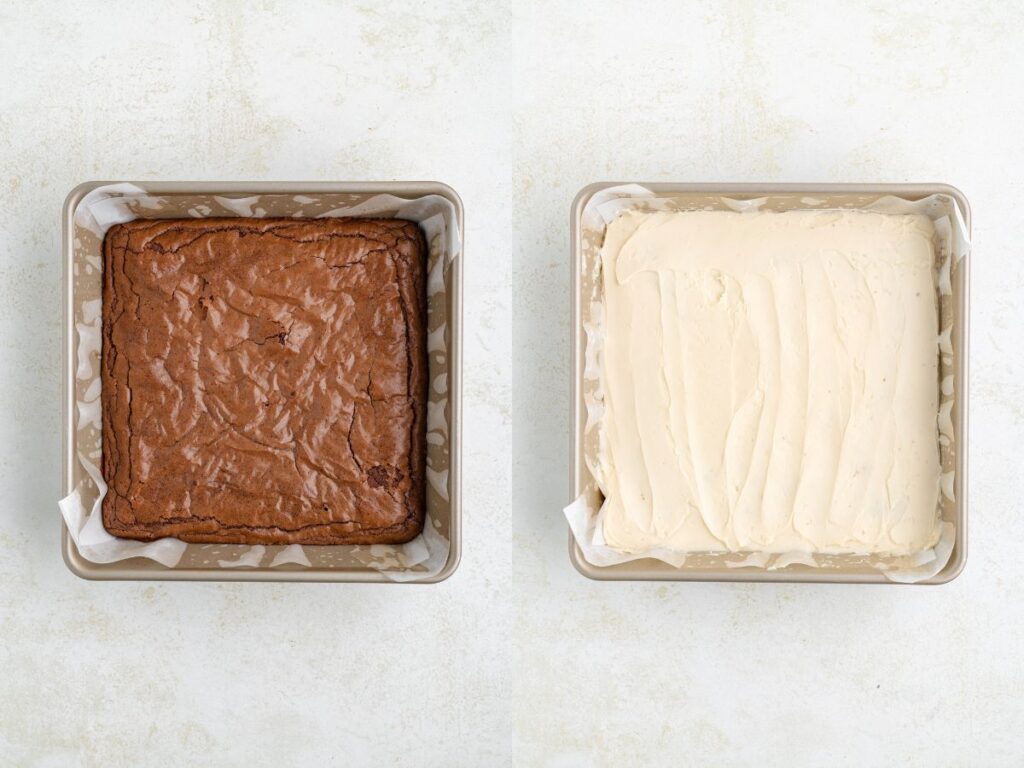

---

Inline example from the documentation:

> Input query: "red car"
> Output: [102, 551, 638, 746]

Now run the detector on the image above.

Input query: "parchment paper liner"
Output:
[59, 183, 458, 581]
[564, 184, 967, 583]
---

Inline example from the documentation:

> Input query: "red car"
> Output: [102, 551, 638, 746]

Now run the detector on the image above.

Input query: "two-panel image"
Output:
[60, 180, 969, 586]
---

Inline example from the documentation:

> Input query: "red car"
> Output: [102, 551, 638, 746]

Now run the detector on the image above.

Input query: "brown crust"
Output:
[101, 217, 427, 545]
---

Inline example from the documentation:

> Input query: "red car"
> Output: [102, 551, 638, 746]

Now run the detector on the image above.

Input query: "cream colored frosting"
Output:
[597, 209, 941, 555]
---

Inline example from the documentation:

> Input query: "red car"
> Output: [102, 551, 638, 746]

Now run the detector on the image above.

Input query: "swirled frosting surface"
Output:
[598, 210, 941, 555]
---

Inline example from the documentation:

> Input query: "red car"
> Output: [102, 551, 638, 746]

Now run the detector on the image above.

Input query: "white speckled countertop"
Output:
[1, 1, 1022, 765]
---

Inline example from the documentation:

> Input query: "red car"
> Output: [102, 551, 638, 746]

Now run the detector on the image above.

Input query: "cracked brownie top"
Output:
[101, 217, 427, 545]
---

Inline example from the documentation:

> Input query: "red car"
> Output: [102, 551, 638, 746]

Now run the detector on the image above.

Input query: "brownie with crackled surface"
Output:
[101, 217, 427, 545]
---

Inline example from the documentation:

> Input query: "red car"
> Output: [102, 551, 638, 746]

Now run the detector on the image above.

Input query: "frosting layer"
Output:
[598, 210, 941, 555]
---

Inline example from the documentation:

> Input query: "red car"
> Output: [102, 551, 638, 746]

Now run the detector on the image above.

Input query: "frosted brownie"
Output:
[596, 210, 941, 556]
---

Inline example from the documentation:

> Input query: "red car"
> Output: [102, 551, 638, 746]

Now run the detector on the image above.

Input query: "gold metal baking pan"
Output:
[62, 181, 462, 583]
[570, 182, 969, 584]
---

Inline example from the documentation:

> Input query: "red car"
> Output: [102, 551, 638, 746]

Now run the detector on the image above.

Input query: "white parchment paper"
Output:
[566, 184, 968, 582]
[60, 184, 460, 581]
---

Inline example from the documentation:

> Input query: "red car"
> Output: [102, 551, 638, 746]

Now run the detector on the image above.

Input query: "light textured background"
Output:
[1, 1, 1021, 766]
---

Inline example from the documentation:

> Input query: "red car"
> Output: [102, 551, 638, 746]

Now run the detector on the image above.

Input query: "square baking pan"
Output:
[569, 182, 969, 584]
[62, 181, 462, 583]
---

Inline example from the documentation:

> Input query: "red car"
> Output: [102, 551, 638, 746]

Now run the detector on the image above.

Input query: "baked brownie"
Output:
[101, 217, 427, 545]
